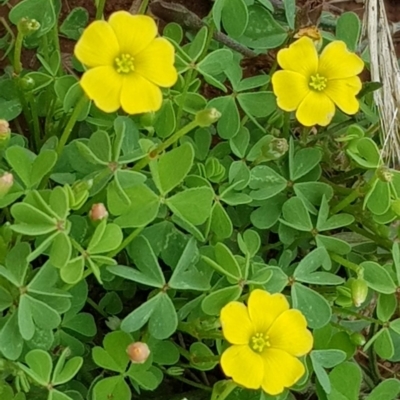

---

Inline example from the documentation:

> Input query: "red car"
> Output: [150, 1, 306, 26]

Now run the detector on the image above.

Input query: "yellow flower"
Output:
[220, 289, 313, 395]
[74, 11, 178, 114]
[272, 37, 364, 127]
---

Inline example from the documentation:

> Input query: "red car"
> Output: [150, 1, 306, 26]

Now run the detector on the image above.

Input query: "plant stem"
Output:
[95, 0, 107, 19]
[57, 95, 87, 155]
[26, 91, 41, 151]
[348, 223, 392, 251]
[330, 188, 360, 214]
[87, 297, 107, 318]
[133, 119, 199, 171]
[107, 227, 144, 258]
[13, 30, 24, 75]
[176, 67, 195, 127]
[162, 370, 212, 392]
[138, 0, 151, 14]
[51, 23, 62, 76]
[329, 253, 361, 274]
[332, 306, 381, 325]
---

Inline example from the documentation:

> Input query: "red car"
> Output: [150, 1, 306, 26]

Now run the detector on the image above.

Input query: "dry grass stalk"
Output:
[363, 0, 400, 166]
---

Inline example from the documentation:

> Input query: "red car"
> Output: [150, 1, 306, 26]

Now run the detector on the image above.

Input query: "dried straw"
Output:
[363, 0, 400, 166]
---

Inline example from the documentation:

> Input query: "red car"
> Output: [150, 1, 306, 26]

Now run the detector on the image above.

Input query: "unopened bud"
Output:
[126, 342, 150, 364]
[0, 172, 13, 198]
[350, 332, 366, 346]
[294, 27, 323, 50]
[17, 18, 40, 36]
[195, 108, 221, 127]
[351, 278, 368, 307]
[89, 203, 108, 221]
[0, 120, 10, 135]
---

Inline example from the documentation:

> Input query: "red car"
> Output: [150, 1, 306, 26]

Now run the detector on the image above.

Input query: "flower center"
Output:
[115, 53, 135, 74]
[309, 73, 327, 91]
[250, 333, 270, 353]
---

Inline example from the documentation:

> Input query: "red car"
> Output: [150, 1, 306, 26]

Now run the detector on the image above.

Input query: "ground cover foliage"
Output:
[0, 0, 400, 399]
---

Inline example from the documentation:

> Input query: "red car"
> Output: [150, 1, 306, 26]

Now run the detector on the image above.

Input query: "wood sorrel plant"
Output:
[0, 0, 399, 399]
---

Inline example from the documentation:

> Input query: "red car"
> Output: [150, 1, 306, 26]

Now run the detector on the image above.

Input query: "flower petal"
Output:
[135, 38, 178, 87]
[220, 302, 254, 345]
[221, 345, 264, 389]
[261, 348, 305, 395]
[268, 310, 313, 357]
[108, 11, 157, 55]
[120, 74, 162, 114]
[75, 21, 119, 67]
[272, 70, 310, 112]
[248, 290, 289, 334]
[80, 66, 122, 113]
[324, 76, 362, 115]
[318, 41, 364, 80]
[277, 37, 318, 77]
[296, 91, 335, 126]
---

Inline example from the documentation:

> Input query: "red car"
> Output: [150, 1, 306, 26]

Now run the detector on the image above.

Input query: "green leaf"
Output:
[221, 0, 248, 37]
[210, 201, 233, 239]
[151, 143, 194, 195]
[283, 0, 296, 29]
[31, 150, 58, 188]
[374, 328, 394, 359]
[5, 242, 30, 286]
[148, 293, 178, 339]
[25, 349, 53, 385]
[365, 180, 390, 216]
[0, 286, 12, 311]
[362, 261, 397, 294]
[294, 247, 331, 278]
[6, 146, 35, 188]
[292, 283, 331, 329]
[377, 293, 397, 322]
[280, 197, 313, 231]
[197, 49, 233, 76]
[190, 342, 218, 371]
[88, 223, 122, 254]
[154, 99, 176, 138]
[0, 313, 24, 360]
[249, 166, 287, 200]
[113, 184, 160, 228]
[215, 242, 242, 280]
[59, 7, 88, 40]
[290, 147, 322, 181]
[169, 238, 209, 290]
[62, 313, 96, 337]
[366, 378, 400, 400]
[327, 362, 362, 400]
[202, 285, 242, 315]
[237, 91, 276, 118]
[208, 96, 240, 139]
[187, 26, 208, 61]
[11, 203, 56, 235]
[311, 349, 347, 394]
[336, 12, 361, 52]
[93, 376, 131, 400]
[50, 232, 71, 268]
[166, 187, 214, 225]
[61, 257, 85, 284]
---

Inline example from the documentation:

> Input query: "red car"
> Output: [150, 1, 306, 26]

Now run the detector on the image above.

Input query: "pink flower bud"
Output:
[89, 203, 108, 221]
[126, 342, 150, 364]
[0, 120, 10, 134]
[0, 172, 13, 198]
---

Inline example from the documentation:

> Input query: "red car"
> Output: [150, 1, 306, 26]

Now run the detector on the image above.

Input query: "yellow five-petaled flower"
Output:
[272, 37, 364, 127]
[220, 289, 313, 395]
[74, 11, 178, 115]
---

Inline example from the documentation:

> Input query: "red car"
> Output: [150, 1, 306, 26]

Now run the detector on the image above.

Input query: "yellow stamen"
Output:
[309, 73, 327, 91]
[115, 53, 135, 74]
[250, 333, 270, 353]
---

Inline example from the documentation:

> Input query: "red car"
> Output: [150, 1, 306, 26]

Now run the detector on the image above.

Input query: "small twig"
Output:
[149, 0, 258, 58]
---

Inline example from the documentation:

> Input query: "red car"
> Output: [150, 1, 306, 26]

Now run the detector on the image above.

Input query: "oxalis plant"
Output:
[0, 0, 399, 399]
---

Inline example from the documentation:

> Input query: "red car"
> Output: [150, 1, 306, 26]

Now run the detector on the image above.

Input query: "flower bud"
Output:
[351, 278, 368, 307]
[0, 120, 10, 146]
[18, 76, 35, 91]
[126, 342, 150, 364]
[17, 17, 41, 36]
[377, 166, 393, 183]
[0, 172, 13, 198]
[195, 108, 221, 127]
[89, 203, 108, 221]
[294, 27, 323, 50]
[350, 332, 366, 346]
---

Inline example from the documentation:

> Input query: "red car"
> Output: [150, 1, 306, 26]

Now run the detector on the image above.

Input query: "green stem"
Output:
[13, 30, 24, 75]
[133, 119, 199, 171]
[95, 0, 107, 20]
[176, 67, 195, 127]
[51, 23, 62, 75]
[163, 372, 212, 392]
[332, 306, 381, 325]
[368, 323, 382, 383]
[57, 95, 87, 155]
[107, 227, 144, 258]
[349, 223, 392, 251]
[330, 188, 360, 214]
[329, 253, 361, 274]
[138, 0, 151, 14]
[87, 297, 107, 318]
[26, 91, 41, 151]
[214, 381, 237, 400]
